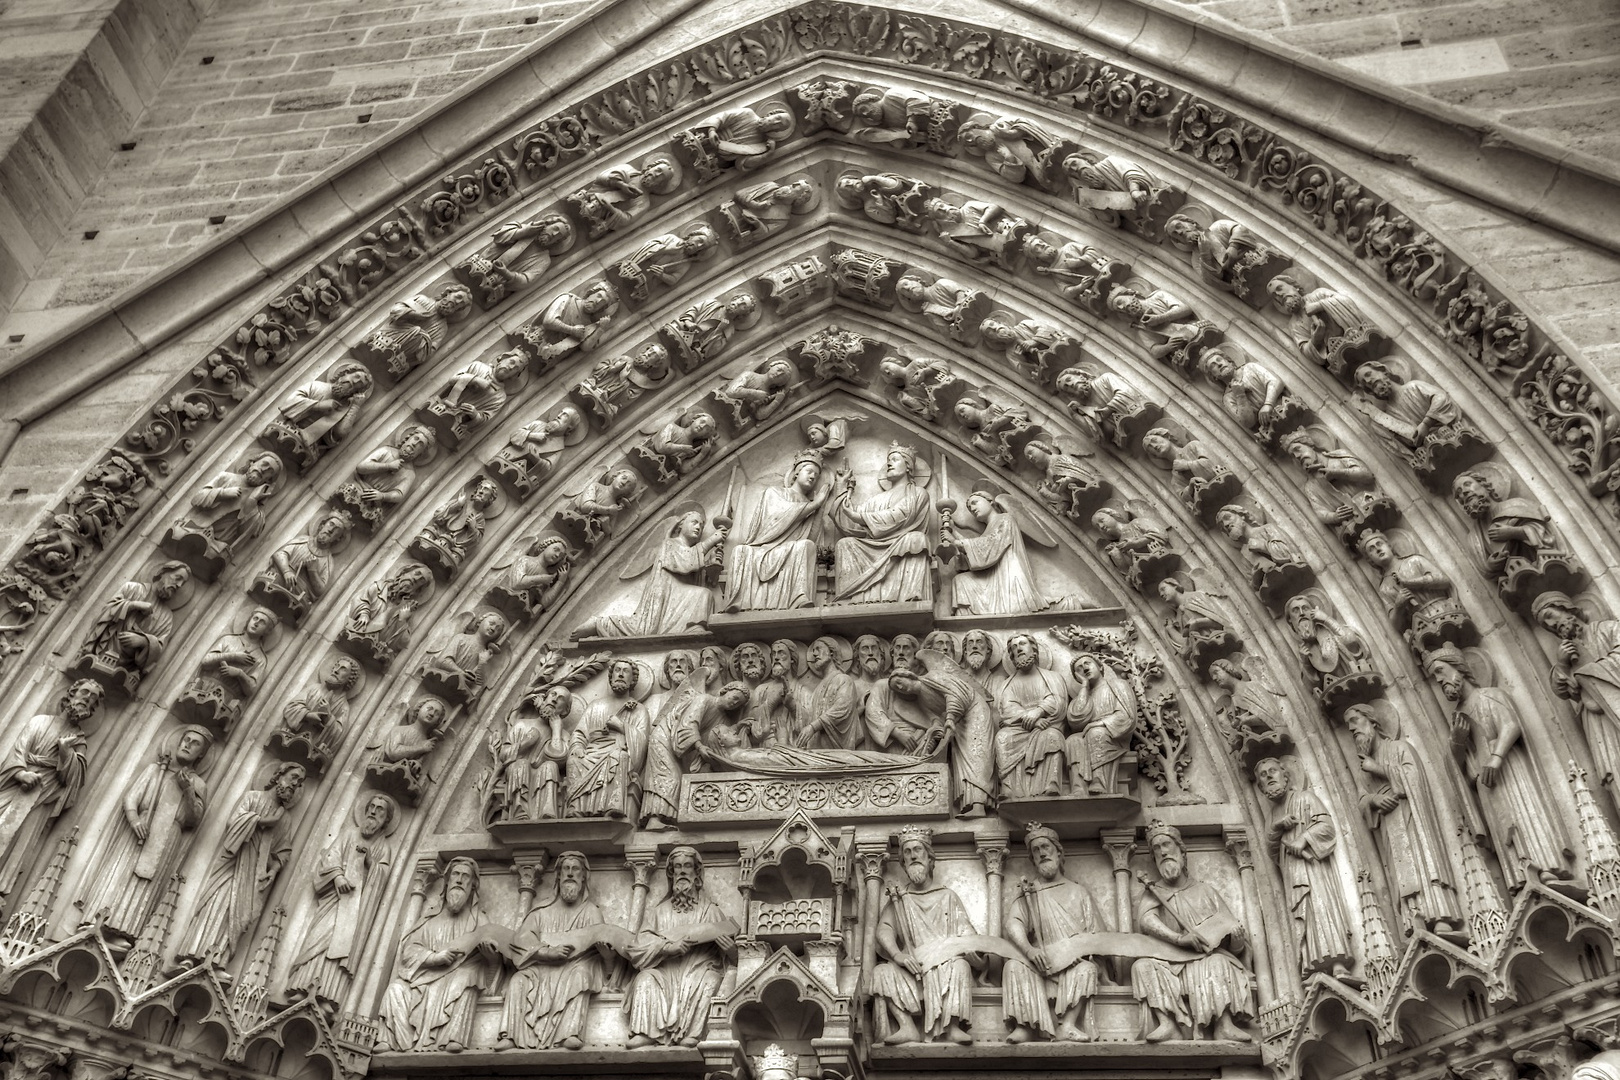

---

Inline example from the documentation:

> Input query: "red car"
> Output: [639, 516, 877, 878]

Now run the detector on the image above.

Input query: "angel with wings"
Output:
[941, 480, 1059, 615]
[572, 502, 727, 639]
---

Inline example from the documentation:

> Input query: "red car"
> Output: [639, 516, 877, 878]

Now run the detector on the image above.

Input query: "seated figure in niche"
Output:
[835, 172, 933, 233]
[1452, 465, 1580, 600]
[334, 424, 436, 530]
[679, 103, 793, 177]
[1092, 502, 1177, 593]
[363, 284, 474, 377]
[827, 444, 932, 605]
[1199, 346, 1303, 444]
[1066, 653, 1137, 796]
[1062, 151, 1176, 233]
[455, 214, 574, 306]
[73, 561, 192, 695]
[421, 350, 528, 444]
[720, 177, 817, 245]
[979, 314, 1080, 384]
[251, 508, 352, 626]
[262, 363, 374, 472]
[614, 225, 719, 302]
[341, 563, 435, 670]
[1277, 428, 1394, 541]
[573, 503, 727, 639]
[275, 655, 363, 768]
[1023, 234, 1129, 314]
[419, 611, 508, 708]
[567, 156, 681, 239]
[410, 476, 500, 577]
[572, 346, 671, 428]
[635, 410, 719, 485]
[175, 607, 279, 731]
[163, 451, 284, 577]
[1267, 274, 1389, 373]
[517, 282, 620, 368]
[953, 391, 1034, 469]
[1352, 360, 1487, 481]
[1214, 502, 1312, 603]
[490, 405, 585, 499]
[957, 112, 1068, 188]
[1143, 427, 1240, 521]
[879, 355, 960, 422]
[923, 196, 1029, 269]
[940, 481, 1058, 616]
[714, 356, 799, 427]
[1055, 364, 1159, 450]
[721, 449, 827, 613]
[663, 294, 760, 368]
[561, 468, 643, 547]
[1025, 440, 1104, 521]
[895, 274, 986, 343]
[490, 534, 577, 621]
[848, 85, 938, 148]
[366, 696, 454, 804]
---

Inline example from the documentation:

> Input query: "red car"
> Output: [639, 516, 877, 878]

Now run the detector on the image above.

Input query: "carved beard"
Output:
[1035, 853, 1061, 881]
[964, 648, 987, 672]
[1012, 651, 1036, 673]
[859, 657, 883, 676]
[904, 860, 929, 886]
[559, 880, 582, 904]
[1157, 855, 1183, 883]
[670, 877, 698, 911]
[445, 884, 470, 914]
[1352, 730, 1375, 756]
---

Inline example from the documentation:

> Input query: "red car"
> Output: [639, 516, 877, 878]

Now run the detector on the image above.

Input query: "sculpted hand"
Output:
[335, 875, 355, 895]
[714, 934, 736, 953]
[131, 818, 148, 843]
[1373, 792, 1400, 813]
[1479, 757, 1501, 788]
[14, 769, 39, 790]
[896, 949, 923, 977]
[1560, 640, 1580, 664]
[1027, 946, 1051, 975]
[117, 631, 145, 652]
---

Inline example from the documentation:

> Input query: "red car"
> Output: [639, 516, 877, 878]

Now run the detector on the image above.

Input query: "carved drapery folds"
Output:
[2, 6, 1620, 1080]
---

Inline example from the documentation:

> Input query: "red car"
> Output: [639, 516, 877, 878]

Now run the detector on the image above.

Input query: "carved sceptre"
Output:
[708, 465, 739, 585]
[934, 450, 961, 563]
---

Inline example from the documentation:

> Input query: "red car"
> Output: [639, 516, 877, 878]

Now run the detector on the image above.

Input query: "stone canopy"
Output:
[2, 4, 1620, 1080]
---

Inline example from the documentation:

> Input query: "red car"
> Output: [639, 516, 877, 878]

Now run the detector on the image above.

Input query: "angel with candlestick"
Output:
[938, 478, 1060, 615]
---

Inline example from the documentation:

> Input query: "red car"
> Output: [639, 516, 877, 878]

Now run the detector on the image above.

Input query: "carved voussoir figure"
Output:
[1199, 345, 1308, 447]
[339, 562, 435, 670]
[419, 611, 508, 708]
[870, 826, 984, 1045]
[1166, 213, 1291, 306]
[980, 312, 1081, 385]
[879, 354, 964, 423]
[1267, 274, 1390, 374]
[613, 223, 719, 303]
[1533, 591, 1620, 810]
[1109, 286, 1223, 372]
[249, 508, 352, 626]
[952, 390, 1038, 469]
[286, 792, 399, 1015]
[896, 273, 989, 345]
[1358, 529, 1474, 655]
[334, 423, 436, 531]
[1025, 439, 1106, 521]
[1279, 427, 1397, 546]
[566, 155, 681, 239]
[160, 450, 284, 580]
[1056, 364, 1162, 450]
[490, 404, 585, 498]
[847, 84, 948, 149]
[358, 283, 473, 378]
[454, 214, 574, 307]
[261, 361, 374, 472]
[1131, 820, 1254, 1042]
[1353, 360, 1490, 489]
[1285, 592, 1384, 714]
[1214, 502, 1314, 607]
[924, 194, 1031, 269]
[71, 560, 192, 696]
[719, 177, 818, 246]
[408, 475, 502, 578]
[0, 679, 101, 902]
[1142, 427, 1241, 524]
[662, 292, 761, 370]
[1023, 234, 1130, 315]
[677, 102, 794, 179]
[366, 695, 455, 806]
[379, 857, 501, 1052]
[1453, 465, 1583, 606]
[1063, 150, 1182, 235]
[1092, 502, 1179, 593]
[625, 846, 737, 1048]
[418, 349, 528, 447]
[715, 355, 799, 428]
[1157, 574, 1241, 677]
[559, 467, 643, 548]
[958, 112, 1072, 190]
[570, 345, 671, 431]
[632, 409, 720, 486]
[488, 533, 578, 622]
[76, 723, 210, 948]
[1004, 824, 1105, 1043]
[175, 761, 307, 969]
[514, 281, 620, 370]
[172, 606, 279, 734]
[271, 654, 363, 770]
[836, 171, 935, 233]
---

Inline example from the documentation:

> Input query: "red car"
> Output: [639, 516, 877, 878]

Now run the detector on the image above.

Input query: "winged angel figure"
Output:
[941, 480, 1064, 615]
[572, 501, 727, 639]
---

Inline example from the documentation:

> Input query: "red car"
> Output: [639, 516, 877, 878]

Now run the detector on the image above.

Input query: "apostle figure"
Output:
[1066, 654, 1137, 796]
[1254, 758, 1357, 982]
[890, 651, 996, 814]
[640, 649, 725, 828]
[797, 637, 861, 750]
[483, 685, 571, 824]
[722, 450, 827, 612]
[175, 761, 307, 968]
[1533, 591, 1620, 799]
[336, 424, 436, 529]
[166, 451, 284, 569]
[364, 284, 473, 375]
[625, 846, 737, 1047]
[1131, 820, 1254, 1042]
[1345, 705, 1463, 937]
[870, 825, 983, 1044]
[1352, 361, 1469, 461]
[276, 656, 362, 766]
[994, 633, 1070, 798]
[524, 282, 620, 365]
[1453, 468, 1569, 585]
[1425, 646, 1577, 888]
[1003, 824, 1104, 1043]
[424, 351, 526, 441]
[413, 476, 499, 575]
[264, 362, 373, 470]
[828, 443, 932, 604]
[342, 562, 434, 668]
[254, 508, 351, 622]
[379, 857, 500, 1052]
[567, 660, 649, 819]
[0, 678, 101, 900]
[574, 503, 725, 638]
[942, 482, 1057, 616]
[76, 722, 210, 947]
[498, 852, 619, 1050]
[287, 792, 399, 1014]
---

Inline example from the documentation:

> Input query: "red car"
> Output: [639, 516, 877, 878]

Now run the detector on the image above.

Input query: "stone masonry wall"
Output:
[0, 0, 572, 354]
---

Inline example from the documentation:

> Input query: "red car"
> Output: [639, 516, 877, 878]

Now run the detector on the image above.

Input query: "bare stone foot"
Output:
[883, 1017, 920, 1045]
[947, 1022, 972, 1045]
[1059, 1024, 1090, 1042]
[1144, 1017, 1182, 1042]
[561, 1036, 583, 1050]
[1214, 1016, 1251, 1043]
[1006, 1025, 1036, 1044]
[628, 1034, 657, 1049]
[492, 1037, 515, 1051]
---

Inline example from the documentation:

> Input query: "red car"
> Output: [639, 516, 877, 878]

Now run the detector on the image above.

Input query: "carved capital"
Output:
[1101, 828, 1137, 872]
[855, 842, 889, 882]
[67, 1055, 130, 1080]
[625, 847, 658, 888]
[0, 1037, 69, 1080]
[511, 852, 548, 895]
[408, 857, 438, 899]
[977, 838, 1009, 878]
[1224, 826, 1256, 872]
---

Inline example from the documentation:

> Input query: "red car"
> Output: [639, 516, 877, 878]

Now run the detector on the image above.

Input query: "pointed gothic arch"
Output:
[1, 5, 1619, 1080]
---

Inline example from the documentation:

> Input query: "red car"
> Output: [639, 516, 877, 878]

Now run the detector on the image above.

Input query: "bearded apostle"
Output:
[1254, 758, 1357, 982]
[870, 826, 983, 1044]
[498, 852, 617, 1050]
[1131, 820, 1253, 1042]
[890, 653, 996, 815]
[175, 762, 307, 968]
[0, 678, 101, 900]
[625, 847, 737, 1047]
[75, 722, 209, 947]
[380, 857, 501, 1052]
[1003, 824, 1104, 1043]
[993, 634, 1070, 798]
[287, 792, 399, 1013]
[566, 659, 648, 819]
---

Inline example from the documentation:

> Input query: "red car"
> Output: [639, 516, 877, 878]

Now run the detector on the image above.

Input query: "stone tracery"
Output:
[0, 10, 1615, 1080]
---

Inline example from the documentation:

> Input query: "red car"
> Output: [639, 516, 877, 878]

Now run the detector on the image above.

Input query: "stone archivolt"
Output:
[0, 7, 1618, 1080]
